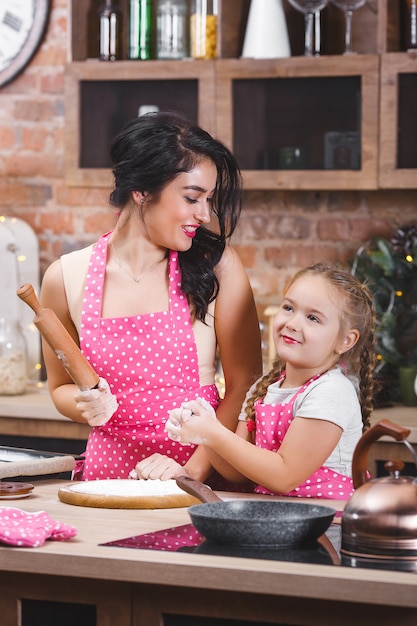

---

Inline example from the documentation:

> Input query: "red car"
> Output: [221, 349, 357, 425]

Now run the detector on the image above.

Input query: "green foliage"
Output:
[350, 224, 417, 371]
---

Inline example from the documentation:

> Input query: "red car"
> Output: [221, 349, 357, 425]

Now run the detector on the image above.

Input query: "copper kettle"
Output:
[341, 418, 417, 566]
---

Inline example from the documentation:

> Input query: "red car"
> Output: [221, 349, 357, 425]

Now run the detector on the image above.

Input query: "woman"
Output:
[40, 111, 262, 482]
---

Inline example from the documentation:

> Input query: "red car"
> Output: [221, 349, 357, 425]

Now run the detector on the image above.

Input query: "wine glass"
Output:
[287, 1, 329, 57]
[330, 0, 366, 54]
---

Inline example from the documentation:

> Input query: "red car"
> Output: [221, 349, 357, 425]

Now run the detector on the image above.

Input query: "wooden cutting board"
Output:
[58, 479, 201, 509]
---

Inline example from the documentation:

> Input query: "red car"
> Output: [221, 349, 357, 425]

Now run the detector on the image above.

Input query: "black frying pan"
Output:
[176, 475, 336, 547]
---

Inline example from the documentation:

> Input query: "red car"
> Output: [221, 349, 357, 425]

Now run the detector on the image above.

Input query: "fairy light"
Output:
[406, 254, 413, 263]
[396, 290, 403, 297]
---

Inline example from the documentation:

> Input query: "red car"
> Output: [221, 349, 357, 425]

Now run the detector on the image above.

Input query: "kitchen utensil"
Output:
[0, 453, 76, 480]
[17, 283, 99, 391]
[176, 475, 336, 547]
[341, 418, 417, 562]
[58, 479, 201, 509]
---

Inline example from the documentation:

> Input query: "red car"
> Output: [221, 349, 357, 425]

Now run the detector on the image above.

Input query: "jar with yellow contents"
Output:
[190, 0, 218, 59]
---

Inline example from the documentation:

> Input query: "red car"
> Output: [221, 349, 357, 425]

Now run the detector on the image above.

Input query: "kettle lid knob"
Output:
[384, 459, 405, 477]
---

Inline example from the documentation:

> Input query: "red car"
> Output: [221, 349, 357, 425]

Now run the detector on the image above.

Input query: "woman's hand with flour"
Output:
[74, 377, 118, 427]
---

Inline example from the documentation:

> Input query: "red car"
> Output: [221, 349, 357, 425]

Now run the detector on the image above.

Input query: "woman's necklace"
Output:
[111, 242, 166, 284]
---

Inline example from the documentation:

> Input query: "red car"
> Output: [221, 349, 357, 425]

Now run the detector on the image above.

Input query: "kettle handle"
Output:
[352, 418, 411, 489]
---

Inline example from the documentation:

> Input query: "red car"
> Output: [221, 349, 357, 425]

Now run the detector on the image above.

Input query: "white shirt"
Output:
[239, 367, 363, 476]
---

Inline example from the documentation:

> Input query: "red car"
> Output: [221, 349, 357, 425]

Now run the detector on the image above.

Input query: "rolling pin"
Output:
[0, 455, 76, 480]
[17, 283, 99, 391]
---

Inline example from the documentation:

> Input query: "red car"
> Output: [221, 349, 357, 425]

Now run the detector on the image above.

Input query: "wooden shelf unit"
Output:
[65, 1, 416, 190]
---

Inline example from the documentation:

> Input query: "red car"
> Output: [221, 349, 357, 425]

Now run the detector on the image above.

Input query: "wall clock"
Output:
[0, 0, 51, 88]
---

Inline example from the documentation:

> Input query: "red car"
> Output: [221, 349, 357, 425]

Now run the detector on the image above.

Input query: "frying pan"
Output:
[176, 475, 336, 547]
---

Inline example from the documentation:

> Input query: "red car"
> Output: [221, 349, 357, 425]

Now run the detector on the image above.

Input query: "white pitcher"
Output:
[241, 0, 291, 58]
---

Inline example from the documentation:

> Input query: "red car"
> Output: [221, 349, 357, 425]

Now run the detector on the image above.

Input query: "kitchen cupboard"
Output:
[379, 52, 417, 188]
[64, 60, 216, 187]
[65, 0, 417, 190]
[215, 55, 378, 190]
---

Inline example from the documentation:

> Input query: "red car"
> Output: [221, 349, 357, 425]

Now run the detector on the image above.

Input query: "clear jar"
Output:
[0, 319, 27, 395]
[99, 0, 122, 61]
[190, 0, 218, 60]
[156, 0, 189, 60]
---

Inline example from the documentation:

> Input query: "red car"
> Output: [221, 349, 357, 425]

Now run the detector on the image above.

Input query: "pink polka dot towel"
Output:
[0, 507, 77, 547]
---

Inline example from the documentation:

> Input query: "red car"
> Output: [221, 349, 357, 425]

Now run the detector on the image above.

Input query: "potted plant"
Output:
[350, 223, 417, 406]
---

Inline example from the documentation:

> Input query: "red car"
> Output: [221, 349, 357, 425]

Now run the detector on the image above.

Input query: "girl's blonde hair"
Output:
[245, 263, 377, 432]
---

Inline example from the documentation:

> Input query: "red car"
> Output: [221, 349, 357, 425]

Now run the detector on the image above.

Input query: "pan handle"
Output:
[176, 475, 222, 503]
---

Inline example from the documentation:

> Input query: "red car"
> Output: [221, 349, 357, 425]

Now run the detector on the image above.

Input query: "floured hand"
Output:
[165, 397, 218, 445]
[74, 377, 118, 427]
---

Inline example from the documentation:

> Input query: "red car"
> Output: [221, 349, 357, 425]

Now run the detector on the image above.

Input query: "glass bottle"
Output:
[401, 0, 417, 50]
[129, 0, 153, 60]
[156, 0, 189, 60]
[0, 318, 27, 395]
[99, 0, 122, 61]
[190, 0, 218, 59]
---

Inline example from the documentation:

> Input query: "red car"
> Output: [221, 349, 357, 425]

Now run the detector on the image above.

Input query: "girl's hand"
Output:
[74, 377, 118, 426]
[165, 397, 218, 445]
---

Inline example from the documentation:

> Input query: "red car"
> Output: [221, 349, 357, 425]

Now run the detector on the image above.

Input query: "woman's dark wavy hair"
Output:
[109, 111, 242, 322]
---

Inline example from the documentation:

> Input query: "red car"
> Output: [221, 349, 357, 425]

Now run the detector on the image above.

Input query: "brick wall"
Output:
[0, 0, 416, 325]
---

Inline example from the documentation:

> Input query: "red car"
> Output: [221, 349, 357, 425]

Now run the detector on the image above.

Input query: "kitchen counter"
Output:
[0, 387, 90, 441]
[0, 480, 416, 626]
[0, 388, 415, 441]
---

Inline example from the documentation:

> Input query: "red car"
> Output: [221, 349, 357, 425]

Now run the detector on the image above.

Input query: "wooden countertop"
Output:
[0, 480, 416, 610]
[0, 387, 90, 440]
[0, 389, 415, 439]
[0, 387, 66, 421]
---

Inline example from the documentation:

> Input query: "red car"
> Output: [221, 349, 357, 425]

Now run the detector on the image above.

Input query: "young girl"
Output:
[166, 263, 377, 499]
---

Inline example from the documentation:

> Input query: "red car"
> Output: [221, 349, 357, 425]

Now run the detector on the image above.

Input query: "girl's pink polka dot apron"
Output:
[253, 373, 354, 500]
[77, 232, 220, 480]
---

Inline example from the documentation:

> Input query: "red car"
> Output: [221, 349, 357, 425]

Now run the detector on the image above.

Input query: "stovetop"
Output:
[101, 523, 417, 573]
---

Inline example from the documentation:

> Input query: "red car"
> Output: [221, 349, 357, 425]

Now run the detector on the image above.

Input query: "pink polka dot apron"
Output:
[253, 372, 354, 500]
[77, 232, 220, 480]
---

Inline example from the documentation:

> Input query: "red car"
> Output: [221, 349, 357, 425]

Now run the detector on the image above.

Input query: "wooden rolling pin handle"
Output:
[17, 283, 100, 391]
[16, 283, 41, 315]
